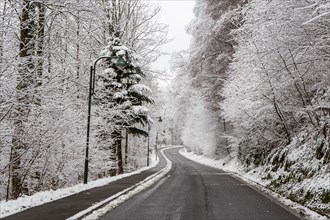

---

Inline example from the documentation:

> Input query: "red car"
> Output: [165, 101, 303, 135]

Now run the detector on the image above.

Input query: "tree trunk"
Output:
[125, 129, 128, 165]
[10, 0, 31, 199]
[35, 2, 45, 105]
[262, 61, 291, 144]
[116, 131, 124, 174]
[0, 1, 7, 69]
[75, 4, 80, 78]
[109, 130, 120, 176]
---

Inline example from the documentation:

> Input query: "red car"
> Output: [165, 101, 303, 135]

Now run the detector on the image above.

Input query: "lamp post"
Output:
[155, 116, 162, 161]
[155, 131, 159, 161]
[84, 55, 127, 184]
[147, 125, 151, 166]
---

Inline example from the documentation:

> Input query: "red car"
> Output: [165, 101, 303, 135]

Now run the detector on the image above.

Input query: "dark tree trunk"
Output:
[116, 141, 123, 175]
[10, 0, 31, 199]
[35, 2, 45, 105]
[125, 129, 128, 165]
[109, 141, 117, 176]
[116, 131, 124, 175]
[110, 128, 124, 175]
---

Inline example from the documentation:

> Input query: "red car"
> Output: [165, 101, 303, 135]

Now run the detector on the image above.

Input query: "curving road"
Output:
[99, 147, 302, 220]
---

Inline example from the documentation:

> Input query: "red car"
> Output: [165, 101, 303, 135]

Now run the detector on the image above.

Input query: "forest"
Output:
[168, 0, 330, 216]
[0, 0, 167, 201]
[0, 0, 329, 217]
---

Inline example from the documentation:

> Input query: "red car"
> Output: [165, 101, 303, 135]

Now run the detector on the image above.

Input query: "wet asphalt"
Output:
[1, 150, 167, 220]
[2, 147, 302, 220]
[100, 147, 302, 220]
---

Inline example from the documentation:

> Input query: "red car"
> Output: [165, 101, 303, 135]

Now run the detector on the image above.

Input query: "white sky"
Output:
[151, 0, 196, 75]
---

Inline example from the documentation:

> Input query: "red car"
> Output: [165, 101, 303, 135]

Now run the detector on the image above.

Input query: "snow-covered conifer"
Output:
[95, 30, 153, 175]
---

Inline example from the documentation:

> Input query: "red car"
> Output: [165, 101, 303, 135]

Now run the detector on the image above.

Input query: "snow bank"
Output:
[71, 146, 174, 220]
[179, 148, 329, 220]
[0, 159, 159, 218]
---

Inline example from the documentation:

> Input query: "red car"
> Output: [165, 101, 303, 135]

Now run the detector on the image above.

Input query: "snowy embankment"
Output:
[0, 152, 161, 218]
[179, 148, 329, 220]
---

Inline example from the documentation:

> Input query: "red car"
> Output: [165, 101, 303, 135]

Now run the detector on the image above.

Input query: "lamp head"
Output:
[116, 56, 127, 70]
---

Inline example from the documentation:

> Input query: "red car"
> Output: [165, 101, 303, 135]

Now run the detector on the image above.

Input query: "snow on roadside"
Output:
[76, 146, 175, 220]
[0, 158, 159, 218]
[179, 148, 328, 220]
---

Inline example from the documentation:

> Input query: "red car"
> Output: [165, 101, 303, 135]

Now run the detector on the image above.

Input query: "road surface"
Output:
[100, 147, 301, 220]
[2, 153, 167, 220]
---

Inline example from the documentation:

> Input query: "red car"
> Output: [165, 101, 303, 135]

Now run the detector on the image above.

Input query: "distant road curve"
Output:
[99, 147, 302, 220]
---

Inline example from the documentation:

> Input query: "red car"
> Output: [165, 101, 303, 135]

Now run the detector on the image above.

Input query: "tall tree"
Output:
[10, 0, 36, 199]
[95, 31, 153, 175]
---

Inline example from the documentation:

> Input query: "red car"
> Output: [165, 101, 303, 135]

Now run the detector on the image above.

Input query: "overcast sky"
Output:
[151, 0, 196, 75]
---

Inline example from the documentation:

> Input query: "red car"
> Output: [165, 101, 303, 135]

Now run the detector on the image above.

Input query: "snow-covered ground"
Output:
[179, 148, 329, 220]
[0, 156, 159, 218]
[1, 146, 327, 220]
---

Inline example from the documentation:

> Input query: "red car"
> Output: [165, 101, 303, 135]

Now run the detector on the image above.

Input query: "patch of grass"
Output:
[279, 151, 286, 164]
[281, 175, 293, 184]
[245, 158, 251, 166]
[316, 141, 325, 160]
[303, 191, 313, 204]
[272, 154, 280, 165]
[288, 193, 298, 202]
[284, 160, 293, 171]
[253, 153, 263, 166]
[269, 180, 280, 188]
[321, 190, 330, 203]
[299, 167, 309, 177]
[266, 172, 272, 180]
[271, 165, 279, 172]
[307, 169, 316, 178]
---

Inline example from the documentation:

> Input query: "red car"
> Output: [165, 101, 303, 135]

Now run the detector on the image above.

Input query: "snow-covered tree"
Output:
[181, 90, 218, 156]
[171, 0, 245, 157]
[94, 30, 153, 176]
[169, 50, 219, 156]
[0, 0, 166, 200]
[221, 0, 330, 164]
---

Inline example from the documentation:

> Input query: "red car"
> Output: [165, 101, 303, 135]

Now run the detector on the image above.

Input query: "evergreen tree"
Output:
[95, 30, 153, 175]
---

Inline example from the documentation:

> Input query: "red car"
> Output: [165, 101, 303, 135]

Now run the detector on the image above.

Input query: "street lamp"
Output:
[147, 125, 151, 166]
[115, 56, 127, 70]
[155, 116, 162, 161]
[84, 55, 127, 184]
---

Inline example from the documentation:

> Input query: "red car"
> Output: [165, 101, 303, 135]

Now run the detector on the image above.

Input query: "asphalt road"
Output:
[2, 152, 167, 220]
[100, 147, 302, 220]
